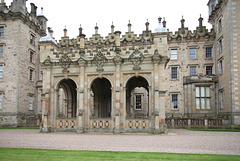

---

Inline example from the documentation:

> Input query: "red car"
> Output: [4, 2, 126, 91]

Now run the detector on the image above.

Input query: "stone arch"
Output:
[125, 76, 149, 118]
[88, 75, 114, 89]
[56, 78, 77, 118]
[124, 74, 151, 88]
[54, 77, 79, 90]
[90, 77, 112, 118]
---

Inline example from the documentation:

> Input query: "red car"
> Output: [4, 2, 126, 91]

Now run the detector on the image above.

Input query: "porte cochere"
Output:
[40, 21, 170, 133]
[39, 18, 227, 133]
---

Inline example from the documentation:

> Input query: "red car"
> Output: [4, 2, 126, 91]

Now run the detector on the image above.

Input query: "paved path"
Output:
[0, 129, 240, 155]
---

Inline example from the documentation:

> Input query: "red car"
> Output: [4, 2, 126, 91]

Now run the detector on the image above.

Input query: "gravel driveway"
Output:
[0, 129, 240, 155]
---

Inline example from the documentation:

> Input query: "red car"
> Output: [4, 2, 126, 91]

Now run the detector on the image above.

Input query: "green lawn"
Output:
[0, 148, 239, 161]
[0, 127, 39, 129]
[188, 128, 240, 132]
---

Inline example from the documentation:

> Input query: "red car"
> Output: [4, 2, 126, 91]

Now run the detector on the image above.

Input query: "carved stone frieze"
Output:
[59, 53, 72, 69]
[129, 48, 144, 70]
[93, 50, 107, 72]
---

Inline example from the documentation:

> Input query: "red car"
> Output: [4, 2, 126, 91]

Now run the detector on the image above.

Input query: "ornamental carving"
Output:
[77, 57, 86, 67]
[129, 48, 144, 70]
[93, 50, 107, 72]
[113, 55, 122, 65]
[59, 53, 72, 69]
[152, 49, 162, 63]
[43, 56, 52, 66]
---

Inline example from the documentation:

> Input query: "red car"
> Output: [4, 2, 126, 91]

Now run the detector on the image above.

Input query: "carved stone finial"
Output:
[95, 23, 99, 34]
[63, 26, 67, 37]
[158, 17, 162, 24]
[198, 14, 203, 27]
[181, 16, 185, 29]
[162, 17, 166, 28]
[128, 20, 132, 32]
[111, 21, 114, 33]
[145, 19, 150, 31]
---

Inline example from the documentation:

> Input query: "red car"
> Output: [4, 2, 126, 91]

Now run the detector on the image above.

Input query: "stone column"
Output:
[114, 64, 121, 133]
[153, 61, 160, 133]
[77, 65, 85, 133]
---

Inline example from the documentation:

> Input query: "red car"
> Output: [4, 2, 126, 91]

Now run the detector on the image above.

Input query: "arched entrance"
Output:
[91, 78, 112, 118]
[57, 79, 77, 118]
[126, 76, 149, 118]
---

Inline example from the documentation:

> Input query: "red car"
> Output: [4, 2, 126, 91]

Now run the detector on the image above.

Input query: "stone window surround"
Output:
[28, 67, 35, 82]
[170, 66, 178, 80]
[0, 43, 6, 57]
[170, 49, 178, 60]
[217, 15, 223, 34]
[195, 86, 211, 110]
[169, 91, 180, 110]
[134, 93, 143, 110]
[0, 24, 6, 38]
[0, 63, 4, 79]
[29, 31, 36, 46]
[187, 64, 200, 76]
[217, 36, 223, 54]
[203, 45, 214, 59]
[187, 45, 199, 60]
[218, 56, 224, 75]
[28, 49, 35, 63]
[168, 46, 180, 61]
[28, 93, 34, 111]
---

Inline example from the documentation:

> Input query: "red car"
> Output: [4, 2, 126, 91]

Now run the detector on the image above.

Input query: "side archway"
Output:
[126, 76, 149, 118]
[57, 79, 77, 118]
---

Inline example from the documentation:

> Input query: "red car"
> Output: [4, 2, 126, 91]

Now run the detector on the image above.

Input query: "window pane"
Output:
[196, 98, 200, 109]
[196, 87, 200, 97]
[190, 67, 196, 76]
[201, 98, 205, 109]
[189, 48, 196, 59]
[171, 49, 177, 60]
[201, 87, 205, 97]
[206, 87, 210, 97]
[0, 27, 4, 37]
[171, 67, 177, 79]
[172, 94, 178, 109]
[206, 47, 212, 58]
[206, 98, 210, 109]
[135, 95, 142, 110]
[29, 96, 33, 110]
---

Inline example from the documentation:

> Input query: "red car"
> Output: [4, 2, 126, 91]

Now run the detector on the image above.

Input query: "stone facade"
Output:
[208, 0, 240, 127]
[1, 0, 239, 131]
[0, 0, 47, 126]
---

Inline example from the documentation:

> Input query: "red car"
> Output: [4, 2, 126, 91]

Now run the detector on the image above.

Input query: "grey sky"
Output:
[5, 0, 212, 41]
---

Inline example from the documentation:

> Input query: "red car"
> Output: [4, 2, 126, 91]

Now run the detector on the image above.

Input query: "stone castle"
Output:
[0, 0, 239, 133]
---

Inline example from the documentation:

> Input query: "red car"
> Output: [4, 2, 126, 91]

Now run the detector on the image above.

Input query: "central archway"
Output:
[91, 78, 112, 118]
[126, 76, 149, 118]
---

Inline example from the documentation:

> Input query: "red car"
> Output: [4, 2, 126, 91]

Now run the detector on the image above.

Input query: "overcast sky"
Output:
[5, 0, 212, 41]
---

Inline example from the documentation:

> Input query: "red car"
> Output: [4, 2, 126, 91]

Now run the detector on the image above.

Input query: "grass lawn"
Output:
[188, 128, 240, 132]
[0, 148, 239, 161]
[0, 127, 39, 129]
